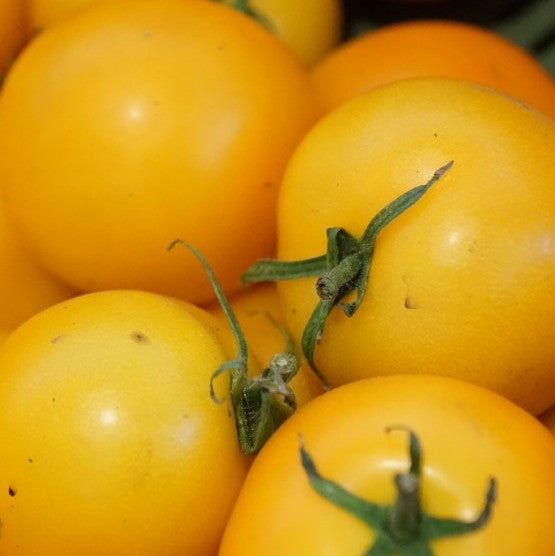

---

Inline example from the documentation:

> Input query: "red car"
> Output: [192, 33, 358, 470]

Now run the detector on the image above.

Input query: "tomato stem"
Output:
[300, 426, 497, 555]
[243, 162, 454, 388]
[168, 239, 299, 454]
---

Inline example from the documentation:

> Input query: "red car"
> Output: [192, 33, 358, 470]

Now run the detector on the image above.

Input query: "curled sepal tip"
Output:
[300, 425, 496, 555]
[168, 239, 300, 455]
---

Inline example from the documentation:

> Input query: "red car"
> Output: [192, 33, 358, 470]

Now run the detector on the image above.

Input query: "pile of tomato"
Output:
[1, 0, 555, 554]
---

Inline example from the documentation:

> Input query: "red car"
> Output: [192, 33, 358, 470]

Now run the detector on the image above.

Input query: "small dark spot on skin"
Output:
[433, 133, 438, 137]
[404, 295, 419, 310]
[51, 335, 64, 344]
[8, 486, 17, 497]
[52, 398, 56, 403]
[131, 331, 149, 344]
[228, 408, 232, 418]
[27, 459, 33, 464]
[143, 30, 152, 38]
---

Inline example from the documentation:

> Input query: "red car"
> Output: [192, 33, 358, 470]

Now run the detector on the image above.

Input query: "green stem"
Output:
[168, 239, 299, 454]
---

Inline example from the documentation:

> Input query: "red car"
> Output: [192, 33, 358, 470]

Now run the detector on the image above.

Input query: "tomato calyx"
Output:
[243, 162, 454, 388]
[169, 240, 299, 455]
[300, 425, 497, 555]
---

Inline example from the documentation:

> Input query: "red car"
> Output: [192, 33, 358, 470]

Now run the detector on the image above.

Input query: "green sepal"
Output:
[241, 162, 454, 387]
[300, 425, 497, 556]
[242, 254, 327, 284]
[212, 0, 274, 31]
[168, 239, 299, 455]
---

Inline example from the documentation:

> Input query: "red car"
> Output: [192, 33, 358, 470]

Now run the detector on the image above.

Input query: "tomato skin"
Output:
[219, 374, 555, 555]
[0, 0, 27, 79]
[249, 0, 344, 66]
[0, 290, 249, 555]
[311, 19, 555, 118]
[0, 0, 316, 304]
[28, 0, 344, 67]
[0, 196, 74, 333]
[276, 77, 555, 415]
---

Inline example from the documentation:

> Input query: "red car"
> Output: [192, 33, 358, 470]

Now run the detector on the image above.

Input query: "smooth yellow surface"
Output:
[0, 195, 74, 331]
[28, 0, 344, 67]
[276, 77, 555, 415]
[220, 375, 555, 555]
[0, 290, 249, 554]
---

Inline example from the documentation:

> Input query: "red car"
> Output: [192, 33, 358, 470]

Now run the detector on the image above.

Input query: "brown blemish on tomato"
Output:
[131, 331, 149, 344]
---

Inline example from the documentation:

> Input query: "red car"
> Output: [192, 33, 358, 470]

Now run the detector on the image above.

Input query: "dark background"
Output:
[342, 0, 555, 75]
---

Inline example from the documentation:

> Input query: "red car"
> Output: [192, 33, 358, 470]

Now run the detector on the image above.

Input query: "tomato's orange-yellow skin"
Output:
[206, 282, 325, 407]
[0, 0, 316, 304]
[0, 0, 27, 79]
[539, 404, 555, 435]
[0, 290, 250, 555]
[28, 0, 344, 67]
[311, 19, 555, 118]
[0, 196, 74, 332]
[276, 77, 555, 415]
[219, 375, 555, 555]
[249, 0, 343, 66]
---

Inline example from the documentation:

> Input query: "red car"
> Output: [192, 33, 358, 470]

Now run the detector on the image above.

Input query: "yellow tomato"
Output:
[248, 0, 344, 66]
[206, 282, 325, 407]
[220, 374, 555, 555]
[311, 19, 555, 118]
[274, 77, 555, 415]
[0, 0, 27, 80]
[28, 0, 344, 67]
[0, 0, 315, 304]
[0, 289, 249, 555]
[0, 195, 74, 332]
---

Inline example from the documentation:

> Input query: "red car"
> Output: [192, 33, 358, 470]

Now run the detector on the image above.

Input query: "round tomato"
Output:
[0, 0, 316, 304]
[206, 282, 325, 407]
[271, 77, 555, 415]
[0, 289, 249, 555]
[248, 0, 344, 66]
[0, 0, 27, 81]
[220, 374, 555, 555]
[311, 19, 555, 118]
[0, 195, 74, 334]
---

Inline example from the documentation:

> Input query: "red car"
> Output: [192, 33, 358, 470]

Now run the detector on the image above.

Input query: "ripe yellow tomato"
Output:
[0, 196, 74, 333]
[311, 19, 555, 118]
[0, 289, 249, 555]
[0, 0, 316, 304]
[0, 0, 27, 80]
[28, 0, 344, 67]
[274, 77, 555, 415]
[206, 282, 325, 407]
[220, 374, 555, 555]
[248, 0, 344, 66]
